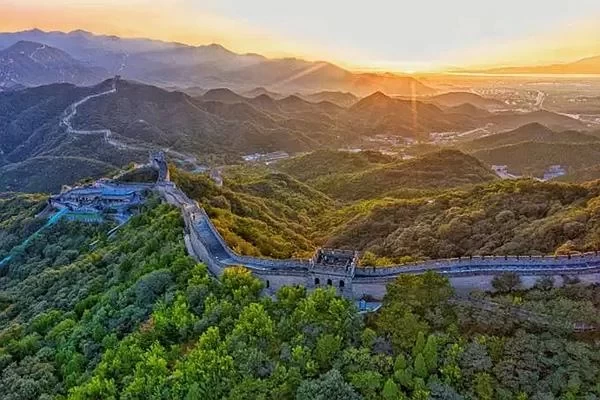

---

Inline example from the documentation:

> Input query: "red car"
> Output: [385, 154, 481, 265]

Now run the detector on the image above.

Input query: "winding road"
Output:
[60, 78, 208, 171]
[61, 79, 153, 152]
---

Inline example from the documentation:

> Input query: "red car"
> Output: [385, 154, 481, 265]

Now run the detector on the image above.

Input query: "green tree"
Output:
[474, 372, 494, 400]
[377, 272, 453, 351]
[296, 369, 362, 400]
[440, 343, 463, 386]
[349, 370, 383, 400]
[382, 378, 405, 400]
[412, 332, 426, 358]
[423, 335, 438, 372]
[394, 354, 407, 373]
[414, 354, 428, 379]
[361, 328, 377, 349]
[315, 334, 342, 371]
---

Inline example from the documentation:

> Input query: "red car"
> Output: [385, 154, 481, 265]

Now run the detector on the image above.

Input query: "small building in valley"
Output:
[243, 151, 290, 164]
[492, 165, 509, 175]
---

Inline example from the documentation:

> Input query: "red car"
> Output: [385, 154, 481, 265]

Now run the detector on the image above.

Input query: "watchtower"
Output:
[308, 248, 358, 297]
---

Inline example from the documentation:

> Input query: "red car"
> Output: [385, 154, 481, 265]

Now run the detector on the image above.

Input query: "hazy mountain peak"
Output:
[250, 94, 277, 106]
[202, 88, 247, 103]
[205, 43, 227, 50]
[6, 40, 47, 51]
[367, 90, 391, 99]
[512, 122, 553, 133]
[17, 28, 45, 36]
[68, 29, 94, 37]
[280, 94, 307, 104]
[354, 91, 394, 108]
[243, 87, 281, 99]
[2, 40, 77, 64]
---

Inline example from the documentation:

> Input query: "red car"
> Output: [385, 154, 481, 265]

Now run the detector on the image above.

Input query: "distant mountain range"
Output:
[425, 91, 504, 110]
[0, 29, 436, 95]
[473, 55, 600, 75]
[240, 88, 358, 107]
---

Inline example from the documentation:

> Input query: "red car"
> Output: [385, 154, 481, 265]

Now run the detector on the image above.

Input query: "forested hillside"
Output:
[325, 180, 600, 262]
[279, 150, 497, 201]
[0, 157, 116, 193]
[459, 123, 600, 153]
[472, 142, 600, 177]
[2, 192, 600, 399]
[0, 200, 191, 398]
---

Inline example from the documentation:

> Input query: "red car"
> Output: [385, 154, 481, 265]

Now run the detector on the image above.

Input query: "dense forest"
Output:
[326, 179, 600, 262]
[2, 194, 600, 399]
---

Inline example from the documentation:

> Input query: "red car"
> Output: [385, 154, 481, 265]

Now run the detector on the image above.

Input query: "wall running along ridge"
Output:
[156, 180, 600, 299]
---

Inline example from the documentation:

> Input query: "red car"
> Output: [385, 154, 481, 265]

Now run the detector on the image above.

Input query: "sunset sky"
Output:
[2, 0, 600, 72]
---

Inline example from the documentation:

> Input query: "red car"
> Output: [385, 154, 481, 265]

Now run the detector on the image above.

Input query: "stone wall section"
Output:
[157, 181, 600, 300]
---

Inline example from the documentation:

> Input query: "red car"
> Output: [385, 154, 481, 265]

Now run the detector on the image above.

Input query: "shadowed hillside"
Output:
[0, 156, 116, 193]
[461, 123, 600, 153]
[74, 80, 342, 154]
[473, 141, 600, 177]
[0, 193, 47, 259]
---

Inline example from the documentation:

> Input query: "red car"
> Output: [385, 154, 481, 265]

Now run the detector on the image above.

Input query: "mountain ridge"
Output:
[460, 123, 600, 152]
[0, 29, 437, 96]
[473, 55, 600, 75]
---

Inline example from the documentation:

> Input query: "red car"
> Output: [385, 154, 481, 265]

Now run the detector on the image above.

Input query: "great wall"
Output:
[138, 152, 600, 299]
[155, 175, 600, 300]
[26, 83, 600, 300]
